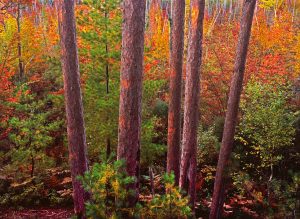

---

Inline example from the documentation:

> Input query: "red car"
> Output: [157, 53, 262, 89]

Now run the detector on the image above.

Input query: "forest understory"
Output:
[0, 0, 300, 218]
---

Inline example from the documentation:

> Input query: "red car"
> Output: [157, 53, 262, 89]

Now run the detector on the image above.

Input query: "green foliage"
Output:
[232, 79, 298, 215]
[236, 80, 295, 172]
[266, 171, 300, 216]
[0, 176, 67, 208]
[141, 117, 166, 167]
[231, 171, 252, 197]
[2, 86, 63, 180]
[0, 179, 45, 208]
[78, 0, 122, 161]
[197, 124, 220, 166]
[80, 161, 191, 219]
[140, 173, 192, 219]
[197, 125, 219, 191]
[140, 80, 168, 167]
[79, 159, 137, 218]
[152, 99, 168, 119]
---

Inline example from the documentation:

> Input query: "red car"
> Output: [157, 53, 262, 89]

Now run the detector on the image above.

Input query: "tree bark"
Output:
[209, 0, 256, 218]
[60, 0, 89, 217]
[117, 0, 146, 207]
[179, 0, 205, 208]
[167, 0, 185, 185]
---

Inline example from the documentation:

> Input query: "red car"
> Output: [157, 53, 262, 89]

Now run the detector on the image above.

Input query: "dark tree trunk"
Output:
[179, 0, 205, 208]
[60, 0, 89, 217]
[106, 137, 111, 160]
[209, 0, 256, 218]
[167, 0, 185, 185]
[117, 0, 146, 207]
[17, 2, 24, 82]
[30, 153, 34, 178]
[149, 167, 155, 197]
[105, 5, 111, 161]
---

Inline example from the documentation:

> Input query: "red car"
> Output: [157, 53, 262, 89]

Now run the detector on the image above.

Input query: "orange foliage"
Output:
[200, 9, 299, 123]
[144, 0, 170, 80]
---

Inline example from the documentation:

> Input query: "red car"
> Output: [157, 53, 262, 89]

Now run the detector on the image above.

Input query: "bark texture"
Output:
[60, 0, 89, 217]
[117, 0, 146, 206]
[167, 0, 185, 185]
[179, 0, 205, 208]
[209, 0, 256, 218]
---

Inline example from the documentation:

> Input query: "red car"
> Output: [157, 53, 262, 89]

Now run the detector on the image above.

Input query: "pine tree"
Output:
[167, 0, 185, 185]
[60, 0, 89, 216]
[180, 0, 205, 208]
[117, 0, 146, 206]
[210, 0, 257, 217]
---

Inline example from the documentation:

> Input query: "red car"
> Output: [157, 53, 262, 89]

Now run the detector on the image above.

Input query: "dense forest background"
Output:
[0, 0, 300, 218]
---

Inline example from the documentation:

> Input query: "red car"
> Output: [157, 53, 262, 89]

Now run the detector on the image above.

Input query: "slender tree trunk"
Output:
[104, 5, 111, 160]
[31, 154, 34, 178]
[117, 0, 146, 207]
[106, 137, 111, 159]
[223, 0, 227, 20]
[229, 0, 233, 21]
[209, 0, 256, 218]
[149, 167, 155, 197]
[55, 0, 62, 37]
[105, 45, 109, 94]
[168, 0, 172, 52]
[179, 0, 205, 208]
[292, 0, 296, 23]
[208, 0, 211, 18]
[17, 2, 24, 82]
[167, 0, 185, 185]
[60, 0, 89, 217]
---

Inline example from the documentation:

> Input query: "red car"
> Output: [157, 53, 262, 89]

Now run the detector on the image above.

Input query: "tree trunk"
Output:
[117, 0, 146, 207]
[167, 0, 185, 185]
[179, 0, 205, 208]
[104, 4, 111, 161]
[17, 2, 24, 82]
[292, 0, 296, 23]
[60, 0, 89, 217]
[149, 167, 155, 197]
[30, 154, 34, 178]
[106, 137, 111, 160]
[229, 0, 233, 21]
[55, 0, 62, 38]
[209, 0, 256, 218]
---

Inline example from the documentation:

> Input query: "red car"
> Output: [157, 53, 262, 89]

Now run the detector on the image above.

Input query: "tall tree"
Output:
[60, 0, 89, 217]
[179, 0, 205, 208]
[117, 0, 146, 206]
[167, 0, 185, 184]
[179, 0, 205, 206]
[209, 0, 256, 218]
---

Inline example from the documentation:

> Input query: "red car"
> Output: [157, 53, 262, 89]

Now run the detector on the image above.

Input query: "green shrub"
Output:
[80, 161, 191, 219]
[79, 159, 137, 218]
[140, 173, 191, 219]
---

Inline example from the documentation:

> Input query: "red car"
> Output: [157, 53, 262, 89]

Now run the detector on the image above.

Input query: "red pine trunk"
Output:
[167, 0, 185, 184]
[117, 0, 146, 206]
[209, 0, 256, 218]
[179, 0, 205, 208]
[60, 0, 89, 217]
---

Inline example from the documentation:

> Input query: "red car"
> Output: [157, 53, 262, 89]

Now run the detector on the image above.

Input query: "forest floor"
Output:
[0, 208, 74, 219]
